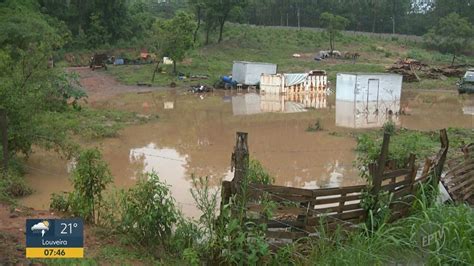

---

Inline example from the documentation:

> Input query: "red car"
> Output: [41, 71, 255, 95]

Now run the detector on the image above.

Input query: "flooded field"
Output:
[20, 71, 474, 217]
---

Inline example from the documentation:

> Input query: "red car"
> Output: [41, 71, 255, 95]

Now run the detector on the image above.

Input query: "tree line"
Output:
[239, 0, 474, 36]
[35, 0, 474, 49]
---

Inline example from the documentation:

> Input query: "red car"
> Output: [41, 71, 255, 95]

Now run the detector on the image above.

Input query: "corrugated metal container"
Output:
[232, 61, 277, 85]
[335, 73, 402, 128]
[260, 70, 328, 94]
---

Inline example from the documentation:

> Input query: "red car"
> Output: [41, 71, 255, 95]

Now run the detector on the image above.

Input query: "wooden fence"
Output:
[221, 129, 450, 241]
[442, 144, 474, 205]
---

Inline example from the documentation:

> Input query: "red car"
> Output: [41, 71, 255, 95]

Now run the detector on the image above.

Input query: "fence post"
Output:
[0, 108, 7, 176]
[434, 129, 449, 183]
[231, 132, 249, 194]
[407, 153, 417, 192]
[371, 133, 390, 194]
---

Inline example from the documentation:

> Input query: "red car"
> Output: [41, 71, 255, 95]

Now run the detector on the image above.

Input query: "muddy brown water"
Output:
[20, 86, 473, 218]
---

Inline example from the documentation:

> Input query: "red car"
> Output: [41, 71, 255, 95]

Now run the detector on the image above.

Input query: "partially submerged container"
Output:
[260, 70, 328, 94]
[232, 61, 277, 86]
[335, 73, 402, 128]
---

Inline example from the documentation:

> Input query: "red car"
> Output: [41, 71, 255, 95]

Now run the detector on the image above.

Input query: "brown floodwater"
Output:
[20, 90, 473, 217]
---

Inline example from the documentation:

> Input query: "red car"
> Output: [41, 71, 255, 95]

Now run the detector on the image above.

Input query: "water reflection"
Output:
[129, 144, 203, 217]
[463, 106, 474, 116]
[232, 92, 328, 115]
[336, 100, 400, 128]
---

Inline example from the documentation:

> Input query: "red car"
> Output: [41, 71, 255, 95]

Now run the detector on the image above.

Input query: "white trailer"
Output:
[260, 70, 328, 94]
[232, 61, 277, 86]
[335, 73, 402, 128]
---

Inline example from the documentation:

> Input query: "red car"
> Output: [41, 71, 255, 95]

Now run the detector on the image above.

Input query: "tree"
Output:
[189, 0, 205, 43]
[87, 12, 110, 48]
[320, 12, 349, 53]
[424, 13, 473, 65]
[0, 0, 80, 156]
[209, 0, 247, 43]
[152, 12, 196, 75]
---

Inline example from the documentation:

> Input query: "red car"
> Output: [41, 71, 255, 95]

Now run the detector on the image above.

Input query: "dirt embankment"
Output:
[0, 204, 59, 264]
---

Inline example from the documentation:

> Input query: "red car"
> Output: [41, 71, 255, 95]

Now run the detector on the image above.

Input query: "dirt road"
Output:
[68, 67, 166, 102]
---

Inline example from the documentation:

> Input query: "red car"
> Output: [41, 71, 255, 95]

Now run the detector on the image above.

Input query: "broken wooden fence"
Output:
[442, 143, 474, 205]
[221, 130, 449, 241]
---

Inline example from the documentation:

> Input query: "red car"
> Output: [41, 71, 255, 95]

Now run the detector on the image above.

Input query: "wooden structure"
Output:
[89, 53, 108, 70]
[442, 143, 474, 205]
[221, 130, 450, 241]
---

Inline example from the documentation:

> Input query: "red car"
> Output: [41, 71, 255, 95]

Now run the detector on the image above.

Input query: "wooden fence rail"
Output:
[221, 129, 452, 241]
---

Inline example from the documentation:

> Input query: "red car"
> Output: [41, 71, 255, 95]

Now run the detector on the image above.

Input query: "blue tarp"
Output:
[114, 58, 124, 65]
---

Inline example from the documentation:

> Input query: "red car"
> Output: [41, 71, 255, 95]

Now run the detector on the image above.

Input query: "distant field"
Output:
[69, 24, 473, 90]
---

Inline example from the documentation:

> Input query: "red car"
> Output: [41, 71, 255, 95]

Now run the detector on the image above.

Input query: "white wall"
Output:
[232, 61, 277, 85]
[336, 73, 402, 102]
[336, 73, 402, 128]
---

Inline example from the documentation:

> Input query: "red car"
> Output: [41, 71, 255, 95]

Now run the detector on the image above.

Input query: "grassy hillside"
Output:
[77, 24, 473, 90]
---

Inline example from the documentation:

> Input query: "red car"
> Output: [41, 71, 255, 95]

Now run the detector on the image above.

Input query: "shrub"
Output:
[50, 192, 69, 212]
[306, 118, 324, 132]
[0, 171, 32, 200]
[120, 172, 180, 248]
[49, 148, 112, 223]
[247, 159, 274, 185]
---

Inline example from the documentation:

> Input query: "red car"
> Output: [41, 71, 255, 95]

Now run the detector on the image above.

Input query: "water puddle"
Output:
[20, 90, 473, 216]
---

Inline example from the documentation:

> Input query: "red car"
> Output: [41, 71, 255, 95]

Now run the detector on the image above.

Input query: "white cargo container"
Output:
[335, 73, 402, 128]
[232, 61, 277, 86]
[260, 70, 328, 94]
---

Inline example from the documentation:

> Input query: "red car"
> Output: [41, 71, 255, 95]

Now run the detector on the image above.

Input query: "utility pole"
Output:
[0, 108, 8, 176]
[297, 7, 301, 30]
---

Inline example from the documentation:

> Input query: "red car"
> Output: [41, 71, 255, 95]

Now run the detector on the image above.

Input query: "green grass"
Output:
[355, 127, 474, 169]
[98, 24, 473, 89]
[302, 203, 474, 265]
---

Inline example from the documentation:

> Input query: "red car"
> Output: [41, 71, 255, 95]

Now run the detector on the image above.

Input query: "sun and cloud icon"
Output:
[31, 220, 50, 237]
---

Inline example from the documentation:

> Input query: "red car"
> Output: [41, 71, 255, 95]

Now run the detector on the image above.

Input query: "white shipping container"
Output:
[260, 70, 328, 94]
[335, 73, 402, 128]
[232, 61, 277, 85]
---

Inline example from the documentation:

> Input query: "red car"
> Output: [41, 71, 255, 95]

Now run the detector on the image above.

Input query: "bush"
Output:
[0, 171, 32, 200]
[50, 192, 69, 212]
[49, 148, 112, 224]
[120, 172, 180, 248]
[247, 159, 274, 185]
[306, 118, 324, 132]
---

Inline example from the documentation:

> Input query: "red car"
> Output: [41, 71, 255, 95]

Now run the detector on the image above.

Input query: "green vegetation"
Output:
[50, 148, 112, 224]
[1, 0, 473, 265]
[320, 12, 349, 52]
[306, 118, 324, 132]
[119, 172, 180, 248]
[152, 11, 196, 75]
[105, 23, 473, 88]
[44, 151, 473, 265]
[355, 127, 473, 180]
[424, 13, 474, 65]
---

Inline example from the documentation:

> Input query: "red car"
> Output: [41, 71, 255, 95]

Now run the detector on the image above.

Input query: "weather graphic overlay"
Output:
[26, 219, 84, 258]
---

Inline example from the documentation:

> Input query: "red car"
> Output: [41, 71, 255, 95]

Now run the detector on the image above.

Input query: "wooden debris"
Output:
[386, 58, 469, 82]
[442, 144, 474, 206]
